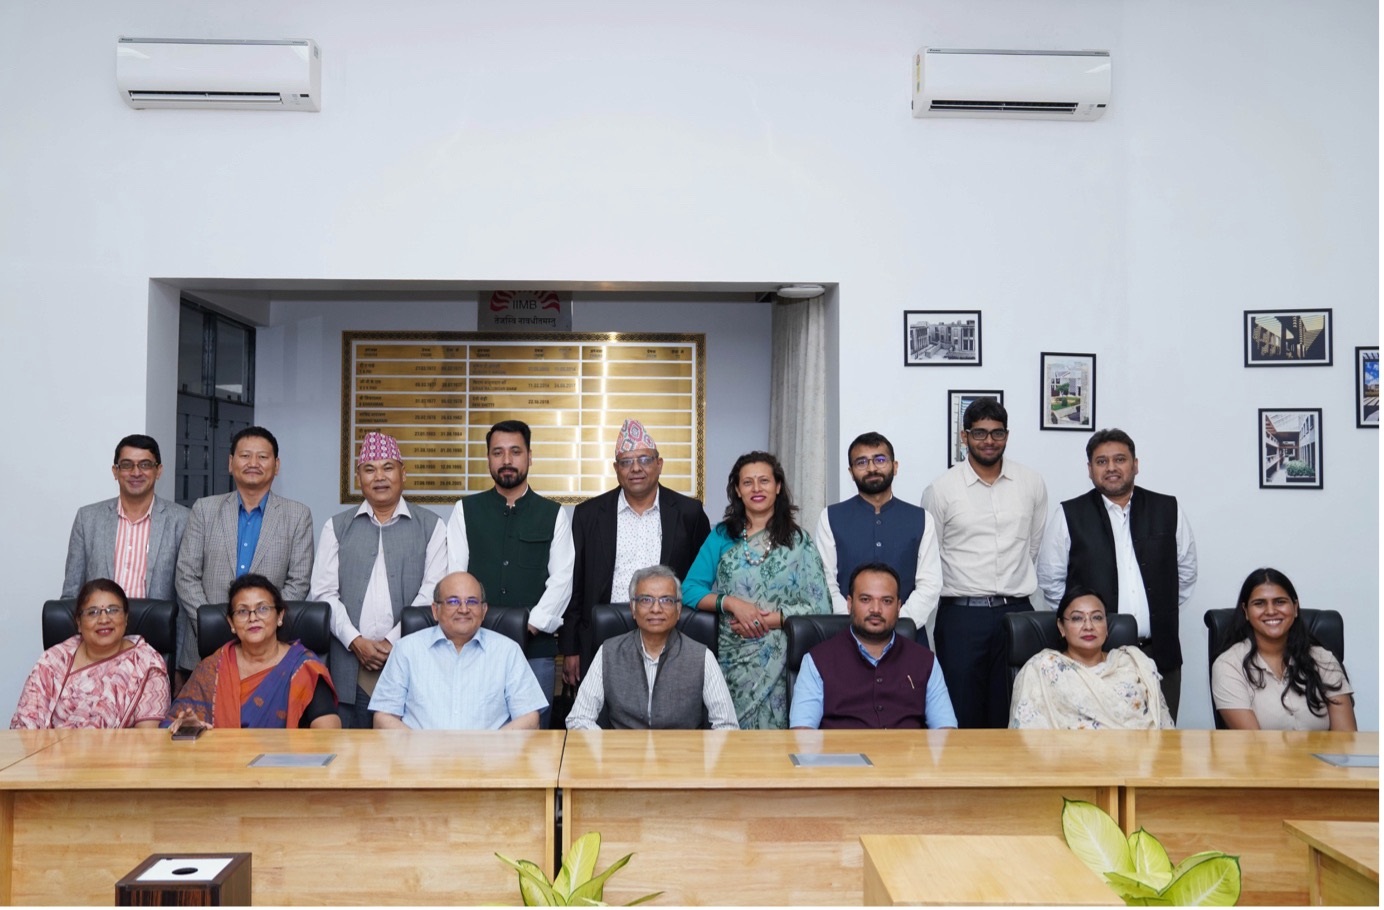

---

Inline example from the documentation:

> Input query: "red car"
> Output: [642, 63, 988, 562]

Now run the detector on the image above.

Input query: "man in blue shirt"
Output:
[790, 563, 956, 729]
[371, 572, 547, 730]
[174, 426, 313, 678]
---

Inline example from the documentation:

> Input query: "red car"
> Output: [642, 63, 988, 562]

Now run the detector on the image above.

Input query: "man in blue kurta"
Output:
[814, 431, 941, 642]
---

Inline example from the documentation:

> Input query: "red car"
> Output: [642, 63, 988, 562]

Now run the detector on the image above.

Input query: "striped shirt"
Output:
[113, 502, 153, 598]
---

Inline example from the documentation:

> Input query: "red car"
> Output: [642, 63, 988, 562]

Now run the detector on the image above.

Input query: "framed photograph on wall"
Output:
[1356, 346, 1378, 428]
[1039, 352, 1096, 431]
[1258, 408, 1323, 489]
[904, 310, 981, 366]
[1243, 309, 1333, 366]
[947, 389, 1005, 468]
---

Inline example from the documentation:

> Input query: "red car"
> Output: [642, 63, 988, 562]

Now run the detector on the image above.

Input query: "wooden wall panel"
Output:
[567, 786, 1105, 906]
[10, 789, 549, 906]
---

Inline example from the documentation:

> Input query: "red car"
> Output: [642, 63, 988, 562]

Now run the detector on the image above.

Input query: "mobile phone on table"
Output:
[171, 723, 206, 741]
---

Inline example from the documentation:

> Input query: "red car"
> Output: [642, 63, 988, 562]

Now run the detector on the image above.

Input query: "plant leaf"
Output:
[1164, 854, 1241, 906]
[623, 892, 663, 906]
[568, 852, 635, 905]
[1107, 870, 1173, 894]
[1169, 851, 1226, 880]
[1104, 871, 1163, 900]
[558, 832, 603, 898]
[1062, 798, 1134, 875]
[496, 854, 560, 906]
[1127, 830, 1173, 887]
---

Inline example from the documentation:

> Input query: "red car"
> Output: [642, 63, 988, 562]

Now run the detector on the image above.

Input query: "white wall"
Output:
[257, 293, 771, 529]
[0, 1, 1375, 729]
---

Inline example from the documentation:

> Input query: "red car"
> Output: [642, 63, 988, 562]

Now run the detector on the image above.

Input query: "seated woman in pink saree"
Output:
[11, 579, 168, 729]
[163, 575, 339, 730]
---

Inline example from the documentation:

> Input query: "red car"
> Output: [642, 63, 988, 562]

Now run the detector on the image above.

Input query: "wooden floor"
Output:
[0, 727, 1372, 905]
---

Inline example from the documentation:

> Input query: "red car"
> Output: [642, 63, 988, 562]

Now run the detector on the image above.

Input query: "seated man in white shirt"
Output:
[566, 565, 738, 730]
[371, 572, 547, 730]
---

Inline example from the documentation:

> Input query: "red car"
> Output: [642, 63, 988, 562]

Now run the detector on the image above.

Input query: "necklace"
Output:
[741, 527, 772, 566]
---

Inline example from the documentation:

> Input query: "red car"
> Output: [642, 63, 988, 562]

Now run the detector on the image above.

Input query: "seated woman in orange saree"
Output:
[163, 574, 339, 730]
[165, 640, 337, 729]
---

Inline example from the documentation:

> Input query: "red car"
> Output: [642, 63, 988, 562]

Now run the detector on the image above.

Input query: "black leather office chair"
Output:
[1202, 607, 1345, 730]
[1004, 610, 1139, 677]
[590, 603, 719, 659]
[400, 604, 531, 652]
[784, 614, 917, 705]
[197, 602, 333, 661]
[43, 598, 178, 694]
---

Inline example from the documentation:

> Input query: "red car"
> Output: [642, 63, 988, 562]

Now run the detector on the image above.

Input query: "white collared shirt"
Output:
[921, 458, 1049, 598]
[310, 499, 449, 649]
[611, 490, 663, 603]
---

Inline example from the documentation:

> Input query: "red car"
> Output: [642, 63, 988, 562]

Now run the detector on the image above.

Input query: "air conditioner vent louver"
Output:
[930, 100, 1079, 114]
[128, 91, 286, 103]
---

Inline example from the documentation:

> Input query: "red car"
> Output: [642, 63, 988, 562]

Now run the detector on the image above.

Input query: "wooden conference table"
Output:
[0, 728, 563, 905]
[0, 728, 1371, 905]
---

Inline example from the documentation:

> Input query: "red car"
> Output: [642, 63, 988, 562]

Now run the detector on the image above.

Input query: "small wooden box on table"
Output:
[115, 853, 250, 906]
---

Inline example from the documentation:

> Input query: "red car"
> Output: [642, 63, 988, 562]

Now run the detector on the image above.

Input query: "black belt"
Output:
[939, 595, 1030, 608]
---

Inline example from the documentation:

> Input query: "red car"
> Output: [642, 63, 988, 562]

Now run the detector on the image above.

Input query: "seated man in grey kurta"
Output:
[566, 565, 737, 730]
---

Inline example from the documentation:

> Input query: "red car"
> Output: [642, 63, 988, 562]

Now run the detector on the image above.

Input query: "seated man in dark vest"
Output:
[790, 562, 957, 729]
[565, 564, 738, 730]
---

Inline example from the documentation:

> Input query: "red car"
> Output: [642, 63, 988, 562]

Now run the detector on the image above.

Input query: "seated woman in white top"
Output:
[1010, 586, 1172, 730]
[1211, 568, 1355, 732]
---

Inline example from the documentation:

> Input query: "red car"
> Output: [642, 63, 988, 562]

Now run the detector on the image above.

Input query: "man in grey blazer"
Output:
[174, 426, 314, 674]
[63, 434, 189, 601]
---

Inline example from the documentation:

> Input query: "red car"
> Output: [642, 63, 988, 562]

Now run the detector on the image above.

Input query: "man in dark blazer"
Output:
[174, 426, 314, 675]
[63, 434, 189, 601]
[560, 419, 711, 686]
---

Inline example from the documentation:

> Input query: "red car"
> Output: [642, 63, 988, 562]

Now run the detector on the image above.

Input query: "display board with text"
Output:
[341, 332, 705, 505]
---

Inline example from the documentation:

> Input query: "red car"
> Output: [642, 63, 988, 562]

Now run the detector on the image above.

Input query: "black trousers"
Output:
[934, 601, 1033, 729]
[1134, 638, 1179, 724]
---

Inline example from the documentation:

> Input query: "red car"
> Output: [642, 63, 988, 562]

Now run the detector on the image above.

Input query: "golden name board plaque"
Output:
[341, 332, 705, 506]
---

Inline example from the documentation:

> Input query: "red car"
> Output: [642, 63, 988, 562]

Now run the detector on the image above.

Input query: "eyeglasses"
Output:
[851, 454, 892, 470]
[439, 596, 483, 609]
[231, 605, 276, 621]
[80, 605, 125, 620]
[966, 428, 1009, 442]
[116, 460, 158, 473]
[633, 595, 679, 609]
[615, 454, 658, 470]
[1061, 612, 1107, 626]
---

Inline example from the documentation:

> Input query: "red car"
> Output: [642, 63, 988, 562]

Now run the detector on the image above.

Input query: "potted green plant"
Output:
[497, 832, 661, 906]
[1061, 798, 1241, 906]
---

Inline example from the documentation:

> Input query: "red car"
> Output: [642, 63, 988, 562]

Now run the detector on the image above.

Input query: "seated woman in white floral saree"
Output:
[1009, 586, 1172, 730]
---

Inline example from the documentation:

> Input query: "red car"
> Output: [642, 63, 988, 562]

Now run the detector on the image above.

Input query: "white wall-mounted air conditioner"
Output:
[912, 48, 1109, 121]
[116, 38, 321, 111]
